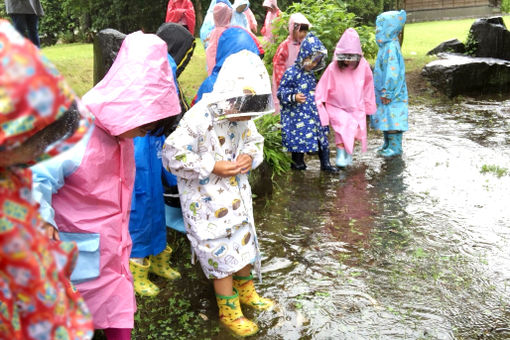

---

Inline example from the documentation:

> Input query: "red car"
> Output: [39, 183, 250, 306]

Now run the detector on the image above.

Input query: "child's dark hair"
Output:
[149, 114, 183, 137]
[293, 23, 309, 32]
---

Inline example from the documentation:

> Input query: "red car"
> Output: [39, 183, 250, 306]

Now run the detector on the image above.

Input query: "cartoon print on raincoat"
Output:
[163, 50, 268, 280]
[370, 10, 408, 132]
[31, 31, 181, 330]
[315, 28, 377, 155]
[278, 32, 330, 153]
[0, 19, 94, 340]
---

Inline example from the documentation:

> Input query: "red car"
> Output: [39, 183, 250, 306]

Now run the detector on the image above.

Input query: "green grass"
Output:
[402, 15, 510, 72]
[42, 16, 510, 96]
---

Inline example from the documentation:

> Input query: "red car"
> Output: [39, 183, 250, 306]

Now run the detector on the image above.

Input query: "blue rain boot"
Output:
[379, 132, 403, 157]
[377, 131, 389, 151]
[335, 148, 352, 167]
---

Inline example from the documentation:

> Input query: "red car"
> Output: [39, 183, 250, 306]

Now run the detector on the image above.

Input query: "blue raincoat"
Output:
[370, 10, 408, 132]
[231, 0, 249, 29]
[129, 56, 181, 258]
[278, 33, 330, 153]
[195, 26, 261, 103]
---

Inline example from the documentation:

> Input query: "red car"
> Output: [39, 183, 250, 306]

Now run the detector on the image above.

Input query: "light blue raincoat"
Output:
[370, 10, 408, 132]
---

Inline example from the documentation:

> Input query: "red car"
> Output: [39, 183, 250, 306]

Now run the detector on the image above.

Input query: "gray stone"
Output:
[469, 16, 510, 60]
[427, 39, 465, 55]
[421, 53, 510, 97]
[93, 28, 126, 85]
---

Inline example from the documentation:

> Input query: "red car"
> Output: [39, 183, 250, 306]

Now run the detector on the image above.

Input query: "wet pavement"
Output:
[243, 98, 510, 339]
[127, 98, 510, 340]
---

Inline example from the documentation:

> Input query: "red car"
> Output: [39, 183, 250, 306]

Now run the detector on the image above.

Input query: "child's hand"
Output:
[295, 93, 306, 104]
[41, 222, 60, 241]
[213, 160, 241, 177]
[381, 97, 391, 105]
[236, 154, 253, 174]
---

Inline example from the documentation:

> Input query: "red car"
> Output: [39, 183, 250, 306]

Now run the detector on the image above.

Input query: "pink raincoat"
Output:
[245, 8, 258, 33]
[315, 28, 376, 154]
[261, 0, 281, 42]
[205, 2, 232, 75]
[31, 31, 181, 329]
[272, 13, 310, 113]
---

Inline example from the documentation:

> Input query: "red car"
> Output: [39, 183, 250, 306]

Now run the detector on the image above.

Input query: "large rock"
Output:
[427, 39, 465, 55]
[93, 28, 126, 85]
[468, 16, 510, 61]
[421, 53, 510, 97]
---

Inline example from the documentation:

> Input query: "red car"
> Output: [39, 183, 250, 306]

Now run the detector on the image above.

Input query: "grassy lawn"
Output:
[42, 15, 510, 97]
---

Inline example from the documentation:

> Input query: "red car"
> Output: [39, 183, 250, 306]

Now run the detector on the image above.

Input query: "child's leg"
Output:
[103, 328, 132, 340]
[318, 142, 339, 172]
[379, 130, 403, 157]
[233, 265, 274, 310]
[149, 245, 181, 280]
[291, 152, 306, 170]
[129, 257, 159, 297]
[214, 274, 258, 337]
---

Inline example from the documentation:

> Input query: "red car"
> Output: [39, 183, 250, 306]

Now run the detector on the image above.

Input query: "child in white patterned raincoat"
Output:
[162, 50, 274, 337]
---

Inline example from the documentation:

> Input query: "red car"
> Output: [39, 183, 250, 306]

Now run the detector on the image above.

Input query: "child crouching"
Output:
[162, 50, 274, 337]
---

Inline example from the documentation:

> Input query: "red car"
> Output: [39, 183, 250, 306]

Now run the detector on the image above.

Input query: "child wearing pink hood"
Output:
[272, 13, 310, 114]
[315, 28, 376, 167]
[31, 31, 181, 339]
[205, 2, 232, 75]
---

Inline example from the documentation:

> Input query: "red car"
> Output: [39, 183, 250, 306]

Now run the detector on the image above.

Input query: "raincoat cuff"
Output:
[199, 153, 216, 180]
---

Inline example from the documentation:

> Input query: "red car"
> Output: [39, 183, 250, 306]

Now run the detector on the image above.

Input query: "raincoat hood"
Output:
[82, 31, 181, 137]
[263, 0, 278, 10]
[215, 27, 260, 70]
[335, 28, 363, 58]
[214, 2, 233, 26]
[375, 10, 406, 47]
[295, 32, 327, 71]
[156, 22, 196, 78]
[0, 20, 91, 163]
[288, 13, 311, 42]
[233, 0, 249, 12]
[204, 50, 273, 120]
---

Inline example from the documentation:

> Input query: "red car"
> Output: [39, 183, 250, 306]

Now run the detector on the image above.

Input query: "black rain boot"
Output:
[318, 146, 339, 173]
[291, 152, 306, 170]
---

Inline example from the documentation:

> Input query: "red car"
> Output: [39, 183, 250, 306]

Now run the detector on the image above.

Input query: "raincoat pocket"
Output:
[60, 232, 101, 284]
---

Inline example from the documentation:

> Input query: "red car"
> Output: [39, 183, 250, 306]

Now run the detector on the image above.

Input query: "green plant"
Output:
[502, 0, 510, 13]
[254, 113, 291, 177]
[480, 164, 509, 178]
[263, 0, 377, 75]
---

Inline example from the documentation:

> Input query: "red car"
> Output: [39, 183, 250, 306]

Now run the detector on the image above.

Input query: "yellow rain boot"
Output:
[233, 274, 274, 311]
[216, 288, 258, 337]
[149, 245, 181, 280]
[129, 258, 160, 297]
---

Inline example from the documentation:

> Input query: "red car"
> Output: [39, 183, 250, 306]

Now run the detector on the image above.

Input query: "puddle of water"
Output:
[127, 99, 510, 340]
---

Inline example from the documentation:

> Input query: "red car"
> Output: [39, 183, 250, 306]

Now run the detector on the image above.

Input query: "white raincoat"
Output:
[162, 50, 272, 279]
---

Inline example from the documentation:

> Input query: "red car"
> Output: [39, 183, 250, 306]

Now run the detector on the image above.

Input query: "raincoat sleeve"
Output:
[315, 66, 331, 126]
[162, 114, 215, 181]
[245, 8, 257, 33]
[273, 41, 289, 89]
[378, 45, 405, 101]
[363, 62, 377, 115]
[31, 127, 92, 229]
[277, 67, 298, 106]
[239, 120, 264, 169]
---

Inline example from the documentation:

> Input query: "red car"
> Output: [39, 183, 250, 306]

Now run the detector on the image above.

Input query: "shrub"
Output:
[254, 113, 291, 178]
[502, 0, 510, 13]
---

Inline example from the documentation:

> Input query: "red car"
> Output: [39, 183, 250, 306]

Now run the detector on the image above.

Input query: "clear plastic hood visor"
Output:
[207, 93, 274, 120]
